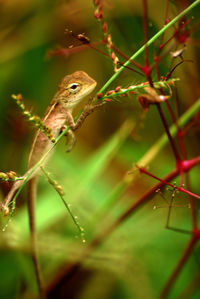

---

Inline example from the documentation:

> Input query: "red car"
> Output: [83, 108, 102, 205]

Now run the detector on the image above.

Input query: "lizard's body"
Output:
[3, 71, 97, 207]
[29, 70, 97, 167]
[2, 71, 97, 296]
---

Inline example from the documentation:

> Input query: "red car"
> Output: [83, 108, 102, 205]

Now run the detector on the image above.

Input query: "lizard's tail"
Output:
[1, 179, 24, 214]
[28, 178, 44, 296]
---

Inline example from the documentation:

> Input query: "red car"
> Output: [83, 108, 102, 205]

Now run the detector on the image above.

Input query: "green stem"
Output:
[41, 167, 85, 242]
[8, 0, 200, 212]
[97, 99, 200, 218]
[100, 78, 178, 100]
[9, 126, 70, 212]
[9, 98, 200, 211]
[10, 97, 199, 217]
[98, 0, 200, 94]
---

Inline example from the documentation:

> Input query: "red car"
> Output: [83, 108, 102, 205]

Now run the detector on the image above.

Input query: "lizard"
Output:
[1, 71, 98, 297]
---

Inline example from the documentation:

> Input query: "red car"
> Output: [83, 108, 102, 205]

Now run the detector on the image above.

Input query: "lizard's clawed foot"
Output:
[66, 134, 76, 152]
[60, 126, 76, 152]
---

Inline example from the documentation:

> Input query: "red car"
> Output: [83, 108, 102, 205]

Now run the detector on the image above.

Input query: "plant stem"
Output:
[46, 167, 179, 295]
[156, 103, 181, 162]
[98, 0, 200, 94]
[160, 237, 197, 298]
[98, 99, 200, 221]
[10, 98, 200, 211]
[133, 98, 200, 172]
[8, 125, 70, 213]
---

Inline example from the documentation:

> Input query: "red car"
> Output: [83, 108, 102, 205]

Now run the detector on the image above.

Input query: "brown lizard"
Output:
[1, 71, 98, 297]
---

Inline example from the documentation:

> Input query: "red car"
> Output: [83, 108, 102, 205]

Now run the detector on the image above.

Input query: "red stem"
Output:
[186, 174, 198, 230]
[46, 155, 200, 295]
[157, 0, 169, 56]
[163, 99, 187, 185]
[157, 103, 181, 162]
[160, 237, 197, 298]
[110, 44, 144, 73]
[137, 164, 200, 200]
[46, 168, 179, 295]
[164, 101, 186, 160]
[143, 0, 149, 67]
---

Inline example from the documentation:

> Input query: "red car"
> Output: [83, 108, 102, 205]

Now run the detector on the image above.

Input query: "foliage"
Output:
[0, 0, 200, 298]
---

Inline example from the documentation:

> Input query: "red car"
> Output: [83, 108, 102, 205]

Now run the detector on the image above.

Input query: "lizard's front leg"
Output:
[62, 112, 77, 152]
[60, 125, 76, 152]
[63, 100, 105, 151]
[67, 99, 106, 131]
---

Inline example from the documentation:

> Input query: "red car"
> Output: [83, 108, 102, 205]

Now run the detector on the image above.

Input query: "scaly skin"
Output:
[2, 71, 97, 297]
[2, 71, 97, 209]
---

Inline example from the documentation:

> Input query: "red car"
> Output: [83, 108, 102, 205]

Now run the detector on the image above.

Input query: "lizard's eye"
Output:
[67, 82, 81, 93]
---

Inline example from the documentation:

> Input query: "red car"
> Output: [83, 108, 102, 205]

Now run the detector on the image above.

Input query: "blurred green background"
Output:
[0, 0, 200, 298]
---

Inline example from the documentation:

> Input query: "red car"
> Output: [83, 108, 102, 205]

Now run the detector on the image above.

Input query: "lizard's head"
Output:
[58, 71, 97, 108]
